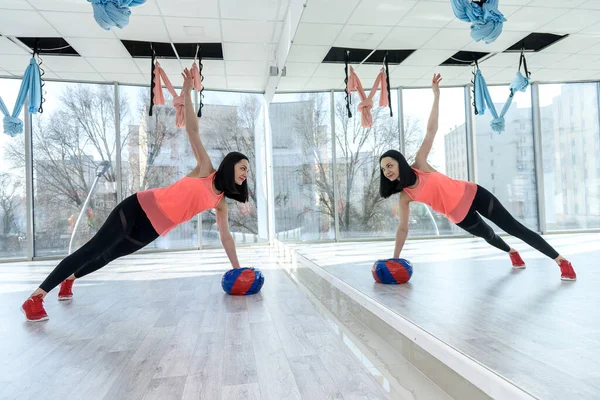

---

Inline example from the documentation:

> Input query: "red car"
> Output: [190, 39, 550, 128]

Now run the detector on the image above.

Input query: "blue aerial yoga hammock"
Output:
[88, 0, 147, 30]
[0, 56, 42, 137]
[473, 52, 531, 133]
[450, 0, 506, 44]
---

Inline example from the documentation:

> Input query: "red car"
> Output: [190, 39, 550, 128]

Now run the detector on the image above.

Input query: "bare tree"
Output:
[292, 92, 424, 233]
[200, 95, 261, 235]
[0, 173, 22, 235]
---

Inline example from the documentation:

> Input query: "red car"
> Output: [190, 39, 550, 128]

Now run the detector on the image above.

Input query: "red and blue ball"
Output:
[222, 267, 265, 295]
[372, 258, 413, 284]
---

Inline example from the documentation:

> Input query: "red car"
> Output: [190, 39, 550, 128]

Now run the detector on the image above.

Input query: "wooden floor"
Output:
[296, 233, 600, 400]
[0, 246, 452, 400]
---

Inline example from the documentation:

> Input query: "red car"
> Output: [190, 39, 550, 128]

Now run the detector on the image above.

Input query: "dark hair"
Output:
[214, 151, 249, 203]
[379, 149, 417, 198]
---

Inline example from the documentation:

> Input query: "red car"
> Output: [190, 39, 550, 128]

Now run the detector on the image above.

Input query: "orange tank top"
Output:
[403, 168, 477, 223]
[136, 171, 224, 236]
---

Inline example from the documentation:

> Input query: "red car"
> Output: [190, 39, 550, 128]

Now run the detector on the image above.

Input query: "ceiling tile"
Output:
[480, 53, 521, 68]
[164, 17, 221, 43]
[379, 27, 439, 49]
[397, 2, 455, 28]
[293, 23, 343, 46]
[401, 49, 456, 67]
[56, 72, 104, 82]
[287, 45, 330, 63]
[0, 10, 59, 36]
[348, 0, 417, 26]
[276, 77, 309, 91]
[283, 62, 319, 77]
[581, 0, 600, 10]
[223, 43, 272, 61]
[301, 0, 361, 24]
[0, 36, 29, 55]
[312, 63, 346, 79]
[201, 75, 227, 89]
[66, 38, 131, 58]
[227, 75, 266, 90]
[226, 61, 267, 76]
[198, 60, 226, 76]
[538, 9, 600, 33]
[41, 56, 94, 73]
[543, 34, 600, 54]
[421, 28, 472, 50]
[531, 68, 571, 82]
[528, 0, 588, 8]
[334, 25, 393, 49]
[27, 0, 94, 12]
[101, 73, 148, 84]
[390, 66, 430, 80]
[220, 0, 279, 20]
[0, 54, 35, 71]
[221, 20, 274, 43]
[156, 0, 219, 18]
[113, 16, 170, 42]
[304, 77, 339, 90]
[502, 7, 565, 32]
[41, 11, 115, 38]
[0, 1, 33, 9]
[461, 31, 529, 53]
[85, 57, 140, 73]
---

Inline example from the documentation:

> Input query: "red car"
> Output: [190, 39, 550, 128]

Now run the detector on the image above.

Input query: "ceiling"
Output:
[2, 0, 600, 92]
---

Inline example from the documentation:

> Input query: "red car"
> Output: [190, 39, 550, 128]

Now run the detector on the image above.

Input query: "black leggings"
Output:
[456, 185, 559, 260]
[39, 194, 159, 292]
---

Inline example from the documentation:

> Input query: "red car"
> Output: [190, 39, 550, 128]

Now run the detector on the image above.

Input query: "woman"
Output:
[22, 68, 250, 321]
[380, 73, 576, 281]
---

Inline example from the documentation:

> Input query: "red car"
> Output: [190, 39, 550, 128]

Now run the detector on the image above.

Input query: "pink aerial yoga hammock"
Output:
[151, 61, 202, 128]
[346, 66, 389, 128]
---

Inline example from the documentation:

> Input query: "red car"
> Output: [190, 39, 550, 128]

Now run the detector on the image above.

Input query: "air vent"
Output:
[16, 37, 79, 56]
[323, 47, 416, 65]
[505, 33, 568, 52]
[121, 40, 224, 60]
[441, 51, 489, 66]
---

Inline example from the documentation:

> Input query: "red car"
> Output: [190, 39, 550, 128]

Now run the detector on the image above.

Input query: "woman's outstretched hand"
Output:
[181, 68, 194, 94]
[432, 73, 442, 97]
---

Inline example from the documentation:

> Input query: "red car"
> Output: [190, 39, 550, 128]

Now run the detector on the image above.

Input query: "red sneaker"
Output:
[21, 294, 48, 322]
[509, 251, 526, 269]
[559, 260, 576, 281]
[58, 279, 74, 301]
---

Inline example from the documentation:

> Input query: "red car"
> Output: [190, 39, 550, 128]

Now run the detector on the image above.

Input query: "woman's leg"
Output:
[34, 195, 157, 297]
[456, 208, 512, 253]
[471, 186, 561, 261]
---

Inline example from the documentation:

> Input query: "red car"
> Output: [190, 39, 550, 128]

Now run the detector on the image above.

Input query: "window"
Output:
[271, 93, 334, 241]
[540, 83, 600, 230]
[403, 87, 468, 236]
[0, 78, 28, 258]
[32, 82, 118, 256]
[334, 89, 400, 238]
[474, 84, 538, 231]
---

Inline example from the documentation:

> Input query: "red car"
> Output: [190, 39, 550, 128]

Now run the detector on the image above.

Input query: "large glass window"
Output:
[539, 83, 600, 230]
[334, 89, 400, 238]
[120, 85, 198, 250]
[0, 78, 28, 258]
[31, 82, 119, 256]
[473, 85, 538, 231]
[199, 91, 267, 247]
[270, 92, 334, 241]
[402, 87, 468, 236]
